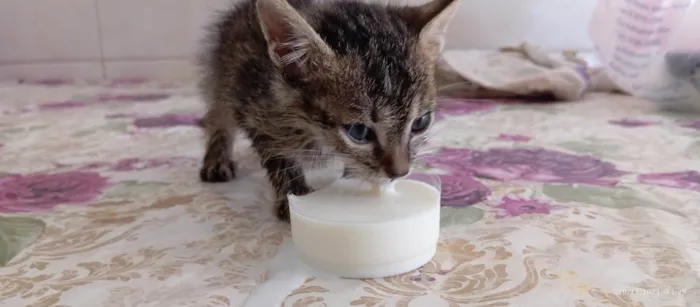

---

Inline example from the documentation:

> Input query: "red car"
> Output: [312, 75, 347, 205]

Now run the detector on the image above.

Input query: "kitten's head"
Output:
[257, 0, 459, 183]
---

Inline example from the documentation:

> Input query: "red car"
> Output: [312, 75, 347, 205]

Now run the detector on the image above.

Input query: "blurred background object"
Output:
[0, 0, 598, 81]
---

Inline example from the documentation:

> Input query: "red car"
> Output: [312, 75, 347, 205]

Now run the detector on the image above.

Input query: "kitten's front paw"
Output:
[275, 198, 291, 223]
[199, 159, 236, 182]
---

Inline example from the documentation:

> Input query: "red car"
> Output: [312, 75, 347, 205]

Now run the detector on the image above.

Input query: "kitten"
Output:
[198, 0, 459, 221]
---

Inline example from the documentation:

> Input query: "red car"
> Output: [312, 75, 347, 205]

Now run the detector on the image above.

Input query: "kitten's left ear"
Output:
[403, 0, 460, 60]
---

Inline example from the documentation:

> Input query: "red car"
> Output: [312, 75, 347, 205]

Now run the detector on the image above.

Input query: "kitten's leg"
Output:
[200, 107, 237, 182]
[257, 149, 311, 222]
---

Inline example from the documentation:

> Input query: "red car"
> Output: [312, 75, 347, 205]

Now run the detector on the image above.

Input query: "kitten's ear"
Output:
[403, 0, 460, 60]
[256, 0, 333, 75]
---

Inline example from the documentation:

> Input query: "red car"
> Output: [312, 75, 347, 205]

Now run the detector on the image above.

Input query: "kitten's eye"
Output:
[344, 124, 375, 144]
[411, 112, 432, 134]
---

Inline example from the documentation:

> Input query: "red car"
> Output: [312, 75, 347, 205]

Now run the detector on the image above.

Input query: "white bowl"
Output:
[289, 176, 441, 279]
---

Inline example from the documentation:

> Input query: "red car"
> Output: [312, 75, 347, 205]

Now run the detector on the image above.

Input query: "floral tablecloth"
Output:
[1, 79, 700, 307]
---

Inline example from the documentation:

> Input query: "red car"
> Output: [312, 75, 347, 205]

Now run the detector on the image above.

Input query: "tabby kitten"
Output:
[198, 0, 459, 221]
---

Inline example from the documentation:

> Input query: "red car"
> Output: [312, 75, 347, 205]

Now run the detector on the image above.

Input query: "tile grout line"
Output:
[92, 0, 107, 80]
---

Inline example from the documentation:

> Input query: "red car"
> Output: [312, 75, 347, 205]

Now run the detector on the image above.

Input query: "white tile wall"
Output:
[97, 0, 230, 59]
[0, 62, 103, 80]
[0, 0, 102, 63]
[103, 59, 197, 80]
[0, 0, 597, 81]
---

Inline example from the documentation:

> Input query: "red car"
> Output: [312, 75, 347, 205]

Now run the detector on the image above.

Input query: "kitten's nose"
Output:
[385, 166, 409, 180]
[382, 151, 410, 180]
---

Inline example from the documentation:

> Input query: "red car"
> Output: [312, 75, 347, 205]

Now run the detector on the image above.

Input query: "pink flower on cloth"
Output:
[21, 78, 72, 86]
[638, 171, 700, 192]
[0, 171, 108, 213]
[435, 98, 497, 120]
[40, 93, 170, 109]
[425, 147, 472, 165]
[405, 172, 491, 207]
[105, 113, 136, 119]
[496, 134, 531, 142]
[438, 171, 491, 207]
[133, 113, 202, 128]
[77, 157, 197, 172]
[107, 77, 149, 87]
[110, 157, 196, 171]
[496, 195, 564, 217]
[608, 118, 659, 127]
[679, 120, 700, 130]
[39, 100, 91, 109]
[96, 93, 169, 103]
[427, 147, 626, 186]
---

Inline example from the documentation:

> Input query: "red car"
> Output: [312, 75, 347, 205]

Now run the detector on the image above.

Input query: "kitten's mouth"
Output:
[341, 167, 390, 185]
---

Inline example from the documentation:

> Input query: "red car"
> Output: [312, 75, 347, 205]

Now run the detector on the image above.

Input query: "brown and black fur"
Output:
[198, 0, 459, 221]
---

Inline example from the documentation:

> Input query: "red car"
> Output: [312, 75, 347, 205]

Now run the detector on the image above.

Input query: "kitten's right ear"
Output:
[256, 0, 334, 76]
[402, 0, 460, 60]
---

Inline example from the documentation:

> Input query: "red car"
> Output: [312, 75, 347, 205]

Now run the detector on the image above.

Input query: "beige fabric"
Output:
[1, 80, 699, 307]
[437, 42, 626, 100]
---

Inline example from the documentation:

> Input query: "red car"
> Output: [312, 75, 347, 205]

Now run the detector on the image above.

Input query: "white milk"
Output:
[240, 240, 323, 307]
[288, 179, 441, 279]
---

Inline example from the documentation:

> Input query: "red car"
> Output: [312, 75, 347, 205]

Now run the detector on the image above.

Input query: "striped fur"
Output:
[198, 0, 458, 221]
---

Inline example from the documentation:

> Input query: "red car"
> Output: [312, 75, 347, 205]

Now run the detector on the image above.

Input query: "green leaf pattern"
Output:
[0, 216, 45, 266]
[541, 184, 685, 217]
